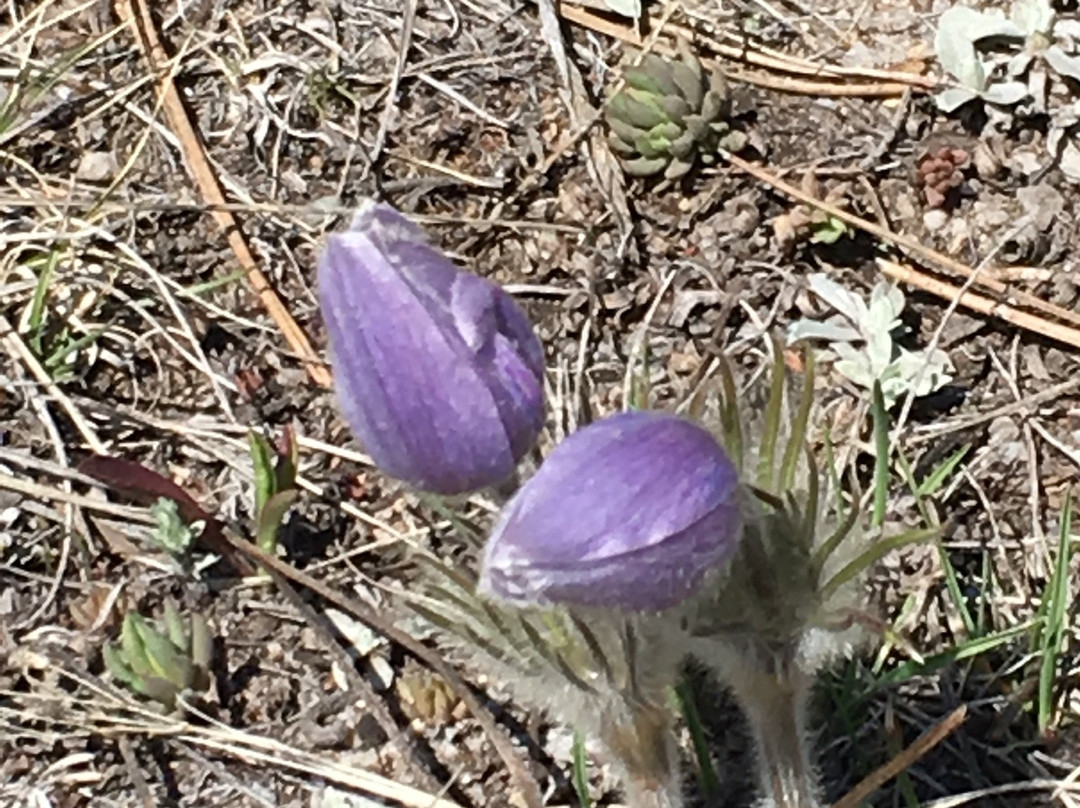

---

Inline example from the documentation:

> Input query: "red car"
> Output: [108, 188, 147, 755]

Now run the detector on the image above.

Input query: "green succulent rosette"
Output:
[606, 44, 747, 180]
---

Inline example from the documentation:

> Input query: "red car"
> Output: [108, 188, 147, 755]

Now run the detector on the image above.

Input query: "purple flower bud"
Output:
[480, 411, 742, 611]
[318, 201, 545, 495]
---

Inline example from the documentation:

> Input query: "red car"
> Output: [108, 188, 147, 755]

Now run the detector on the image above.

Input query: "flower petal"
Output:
[480, 411, 741, 610]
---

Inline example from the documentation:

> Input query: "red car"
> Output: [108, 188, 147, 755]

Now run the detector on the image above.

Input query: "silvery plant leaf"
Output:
[867, 281, 905, 331]
[786, 318, 862, 345]
[832, 342, 877, 391]
[936, 10, 989, 91]
[936, 86, 979, 112]
[806, 273, 868, 329]
[1045, 45, 1080, 82]
[893, 348, 954, 397]
[1010, 0, 1055, 38]
[602, 0, 642, 17]
[1009, 51, 1036, 77]
[944, 5, 1023, 42]
[981, 80, 1031, 105]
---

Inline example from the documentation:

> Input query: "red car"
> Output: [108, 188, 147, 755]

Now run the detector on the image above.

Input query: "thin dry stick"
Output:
[218, 530, 546, 808]
[877, 259, 1080, 352]
[726, 154, 1080, 334]
[112, 0, 332, 388]
[555, 4, 926, 96]
[0, 313, 106, 453]
[831, 705, 968, 808]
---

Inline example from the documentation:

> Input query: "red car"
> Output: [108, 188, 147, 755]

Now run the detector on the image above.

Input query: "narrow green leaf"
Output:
[915, 445, 970, 498]
[820, 527, 938, 602]
[27, 247, 59, 355]
[1038, 490, 1073, 734]
[756, 339, 786, 490]
[103, 643, 140, 688]
[248, 430, 277, 518]
[121, 614, 153, 677]
[256, 489, 297, 555]
[780, 348, 815, 491]
[717, 359, 743, 471]
[871, 381, 890, 529]
[895, 451, 977, 637]
[675, 677, 720, 797]
[875, 621, 1037, 687]
[572, 730, 593, 808]
[163, 602, 188, 652]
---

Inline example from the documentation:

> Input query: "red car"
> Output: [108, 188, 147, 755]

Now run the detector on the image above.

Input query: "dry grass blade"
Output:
[877, 259, 1080, 351]
[831, 705, 968, 808]
[111, 0, 331, 388]
[216, 530, 545, 808]
[726, 154, 1080, 339]
[554, 4, 929, 96]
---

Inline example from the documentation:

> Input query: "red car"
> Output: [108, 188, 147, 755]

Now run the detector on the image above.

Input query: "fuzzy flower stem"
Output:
[730, 662, 821, 808]
[600, 704, 684, 808]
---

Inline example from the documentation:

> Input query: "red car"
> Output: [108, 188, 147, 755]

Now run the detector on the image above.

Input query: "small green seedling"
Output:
[103, 604, 212, 710]
[248, 427, 299, 558]
[150, 497, 203, 555]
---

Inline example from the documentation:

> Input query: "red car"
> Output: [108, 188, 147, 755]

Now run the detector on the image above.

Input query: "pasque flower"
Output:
[318, 201, 546, 495]
[480, 410, 742, 612]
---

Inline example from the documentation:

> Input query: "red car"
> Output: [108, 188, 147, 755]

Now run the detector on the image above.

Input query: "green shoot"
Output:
[674, 677, 720, 798]
[874, 621, 1037, 687]
[247, 428, 299, 561]
[871, 381, 889, 529]
[571, 730, 592, 808]
[150, 498, 202, 555]
[895, 451, 976, 637]
[1037, 490, 1073, 735]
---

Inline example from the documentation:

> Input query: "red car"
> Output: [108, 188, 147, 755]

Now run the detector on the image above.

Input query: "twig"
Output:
[219, 532, 545, 808]
[264, 566, 449, 797]
[555, 4, 932, 96]
[877, 259, 1080, 352]
[831, 705, 968, 808]
[0, 313, 106, 453]
[726, 154, 1080, 335]
[112, 0, 331, 388]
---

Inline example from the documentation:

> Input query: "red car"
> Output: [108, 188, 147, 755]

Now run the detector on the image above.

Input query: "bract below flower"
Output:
[318, 201, 545, 495]
[480, 411, 742, 611]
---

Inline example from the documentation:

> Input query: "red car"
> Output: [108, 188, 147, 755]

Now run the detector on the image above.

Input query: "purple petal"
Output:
[318, 202, 545, 495]
[480, 411, 742, 611]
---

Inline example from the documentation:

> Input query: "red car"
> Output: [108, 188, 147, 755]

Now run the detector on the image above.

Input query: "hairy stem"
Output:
[730, 659, 821, 808]
[601, 704, 684, 808]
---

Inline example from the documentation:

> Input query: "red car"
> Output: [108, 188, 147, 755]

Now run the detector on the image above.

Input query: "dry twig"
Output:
[112, 0, 331, 388]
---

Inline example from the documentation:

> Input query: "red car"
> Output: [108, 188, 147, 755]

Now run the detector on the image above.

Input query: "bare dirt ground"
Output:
[3, 0, 1080, 806]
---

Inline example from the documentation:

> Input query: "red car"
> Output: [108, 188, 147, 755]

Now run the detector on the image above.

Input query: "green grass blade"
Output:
[718, 358, 743, 471]
[780, 348, 815, 491]
[820, 527, 938, 602]
[915, 445, 970, 498]
[572, 730, 592, 808]
[1038, 490, 1073, 734]
[674, 677, 720, 797]
[43, 324, 111, 371]
[27, 247, 59, 355]
[756, 340, 786, 490]
[895, 451, 976, 637]
[875, 621, 1037, 687]
[248, 430, 277, 517]
[871, 381, 890, 528]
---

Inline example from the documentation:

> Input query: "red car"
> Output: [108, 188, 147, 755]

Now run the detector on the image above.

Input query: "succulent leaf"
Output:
[669, 61, 704, 108]
[609, 91, 667, 129]
[658, 95, 690, 124]
[623, 155, 671, 176]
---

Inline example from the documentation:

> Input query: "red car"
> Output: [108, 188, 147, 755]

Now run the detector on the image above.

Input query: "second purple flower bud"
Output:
[480, 410, 743, 613]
